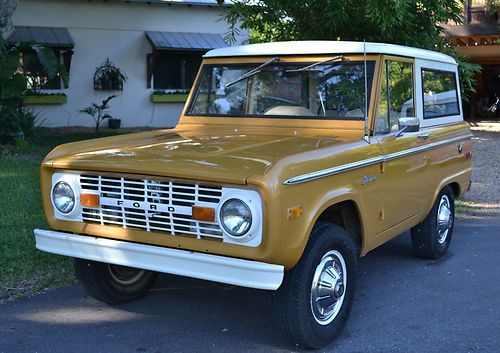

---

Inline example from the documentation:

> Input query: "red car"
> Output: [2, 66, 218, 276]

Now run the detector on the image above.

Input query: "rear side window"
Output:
[421, 69, 460, 119]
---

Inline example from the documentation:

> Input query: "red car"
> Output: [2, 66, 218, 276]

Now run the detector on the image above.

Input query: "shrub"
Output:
[0, 107, 39, 144]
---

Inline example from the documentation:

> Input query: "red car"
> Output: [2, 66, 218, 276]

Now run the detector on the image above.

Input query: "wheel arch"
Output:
[305, 196, 366, 258]
[430, 177, 463, 210]
[424, 168, 471, 222]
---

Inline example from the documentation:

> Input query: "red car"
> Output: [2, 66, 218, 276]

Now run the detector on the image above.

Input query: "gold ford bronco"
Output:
[35, 41, 472, 349]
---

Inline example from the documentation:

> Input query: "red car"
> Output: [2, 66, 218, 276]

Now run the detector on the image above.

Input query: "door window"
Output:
[375, 60, 414, 133]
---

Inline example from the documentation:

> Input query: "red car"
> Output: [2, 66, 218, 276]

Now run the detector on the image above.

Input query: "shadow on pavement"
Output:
[1, 219, 499, 353]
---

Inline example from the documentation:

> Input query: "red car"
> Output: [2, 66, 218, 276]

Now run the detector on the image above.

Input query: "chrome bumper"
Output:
[34, 229, 283, 290]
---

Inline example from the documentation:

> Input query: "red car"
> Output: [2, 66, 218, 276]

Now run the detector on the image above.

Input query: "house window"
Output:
[153, 52, 202, 90]
[20, 49, 66, 90]
[8, 26, 74, 91]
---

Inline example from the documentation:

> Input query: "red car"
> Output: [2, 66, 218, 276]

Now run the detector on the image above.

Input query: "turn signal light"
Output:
[287, 206, 303, 220]
[192, 206, 216, 222]
[80, 193, 100, 207]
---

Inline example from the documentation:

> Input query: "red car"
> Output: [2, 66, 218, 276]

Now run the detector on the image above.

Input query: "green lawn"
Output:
[0, 128, 122, 302]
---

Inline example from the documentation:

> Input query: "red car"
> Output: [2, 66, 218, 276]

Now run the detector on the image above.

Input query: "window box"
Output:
[151, 93, 189, 103]
[24, 94, 68, 105]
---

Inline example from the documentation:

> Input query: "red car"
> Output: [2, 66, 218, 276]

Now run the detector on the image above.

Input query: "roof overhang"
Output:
[442, 23, 500, 46]
[111, 0, 232, 7]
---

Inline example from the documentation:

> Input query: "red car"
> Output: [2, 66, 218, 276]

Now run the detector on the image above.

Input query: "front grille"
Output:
[79, 174, 224, 240]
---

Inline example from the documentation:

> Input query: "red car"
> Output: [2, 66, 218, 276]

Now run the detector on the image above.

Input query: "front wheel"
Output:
[411, 186, 455, 259]
[273, 223, 357, 349]
[74, 259, 158, 305]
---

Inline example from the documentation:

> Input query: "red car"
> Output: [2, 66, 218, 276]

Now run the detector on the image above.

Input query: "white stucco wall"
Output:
[12, 0, 246, 128]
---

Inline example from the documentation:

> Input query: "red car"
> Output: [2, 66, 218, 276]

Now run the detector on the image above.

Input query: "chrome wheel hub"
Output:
[310, 250, 347, 325]
[108, 265, 145, 285]
[437, 195, 453, 244]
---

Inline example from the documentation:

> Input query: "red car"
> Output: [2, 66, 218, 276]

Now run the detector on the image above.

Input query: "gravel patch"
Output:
[462, 121, 500, 217]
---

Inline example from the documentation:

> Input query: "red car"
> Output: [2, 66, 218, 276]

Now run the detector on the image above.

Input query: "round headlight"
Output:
[220, 199, 252, 237]
[52, 181, 75, 214]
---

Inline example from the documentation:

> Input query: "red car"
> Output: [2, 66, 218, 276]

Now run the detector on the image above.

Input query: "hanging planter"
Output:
[94, 58, 127, 91]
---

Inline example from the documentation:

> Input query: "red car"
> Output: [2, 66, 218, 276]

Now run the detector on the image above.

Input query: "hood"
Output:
[45, 126, 360, 184]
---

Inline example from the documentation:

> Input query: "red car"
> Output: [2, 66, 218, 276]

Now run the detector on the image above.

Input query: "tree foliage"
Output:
[0, 36, 62, 144]
[224, 0, 480, 99]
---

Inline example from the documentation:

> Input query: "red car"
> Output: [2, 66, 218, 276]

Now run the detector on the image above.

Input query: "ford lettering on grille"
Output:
[115, 200, 177, 213]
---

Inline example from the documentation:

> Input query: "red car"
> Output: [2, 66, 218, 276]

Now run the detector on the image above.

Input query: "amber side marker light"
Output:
[287, 206, 303, 220]
[80, 193, 100, 207]
[192, 206, 216, 222]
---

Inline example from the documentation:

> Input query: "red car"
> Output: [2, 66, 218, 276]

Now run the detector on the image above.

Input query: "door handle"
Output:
[417, 133, 429, 140]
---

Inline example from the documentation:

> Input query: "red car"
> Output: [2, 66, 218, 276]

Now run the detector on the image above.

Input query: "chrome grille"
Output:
[79, 174, 223, 240]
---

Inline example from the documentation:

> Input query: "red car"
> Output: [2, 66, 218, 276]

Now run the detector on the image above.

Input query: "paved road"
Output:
[1, 218, 499, 353]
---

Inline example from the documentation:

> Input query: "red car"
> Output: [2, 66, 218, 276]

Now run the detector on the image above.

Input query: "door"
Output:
[374, 57, 429, 235]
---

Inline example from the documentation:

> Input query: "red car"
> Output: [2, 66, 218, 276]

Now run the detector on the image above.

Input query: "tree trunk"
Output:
[0, 0, 19, 39]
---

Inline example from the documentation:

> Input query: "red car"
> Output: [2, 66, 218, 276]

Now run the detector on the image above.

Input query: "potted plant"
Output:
[94, 59, 127, 91]
[78, 95, 117, 131]
[108, 117, 121, 129]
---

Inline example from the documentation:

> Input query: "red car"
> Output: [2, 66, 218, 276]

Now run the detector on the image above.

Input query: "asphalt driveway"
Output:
[1, 217, 499, 353]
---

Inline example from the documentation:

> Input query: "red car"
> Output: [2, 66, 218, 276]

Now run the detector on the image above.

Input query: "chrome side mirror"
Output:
[393, 117, 420, 137]
[396, 117, 420, 136]
[398, 117, 420, 132]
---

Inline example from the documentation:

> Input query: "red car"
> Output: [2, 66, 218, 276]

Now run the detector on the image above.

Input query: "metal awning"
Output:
[8, 26, 74, 48]
[146, 31, 227, 51]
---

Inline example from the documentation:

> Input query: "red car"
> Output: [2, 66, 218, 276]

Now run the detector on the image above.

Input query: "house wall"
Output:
[12, 0, 246, 128]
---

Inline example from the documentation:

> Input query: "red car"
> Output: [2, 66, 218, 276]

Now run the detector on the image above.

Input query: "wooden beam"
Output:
[472, 36, 482, 44]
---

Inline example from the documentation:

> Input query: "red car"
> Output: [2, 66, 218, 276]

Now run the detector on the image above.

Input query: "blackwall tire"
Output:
[411, 186, 455, 260]
[74, 259, 158, 305]
[273, 223, 357, 349]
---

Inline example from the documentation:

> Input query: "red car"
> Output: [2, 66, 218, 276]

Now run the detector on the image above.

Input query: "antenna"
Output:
[362, 40, 370, 144]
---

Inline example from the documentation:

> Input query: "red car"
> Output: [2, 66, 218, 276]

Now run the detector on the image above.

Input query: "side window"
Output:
[375, 60, 414, 134]
[421, 69, 460, 119]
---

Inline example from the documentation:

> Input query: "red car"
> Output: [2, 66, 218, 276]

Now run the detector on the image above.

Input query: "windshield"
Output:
[188, 60, 375, 120]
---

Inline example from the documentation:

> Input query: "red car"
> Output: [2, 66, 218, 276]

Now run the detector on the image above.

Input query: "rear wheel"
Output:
[74, 259, 158, 305]
[273, 223, 357, 349]
[411, 186, 455, 259]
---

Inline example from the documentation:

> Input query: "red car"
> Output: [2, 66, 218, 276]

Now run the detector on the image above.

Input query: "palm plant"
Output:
[0, 35, 64, 144]
[79, 95, 117, 131]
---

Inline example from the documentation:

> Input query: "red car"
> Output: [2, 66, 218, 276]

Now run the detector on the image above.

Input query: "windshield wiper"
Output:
[225, 57, 280, 88]
[286, 55, 348, 73]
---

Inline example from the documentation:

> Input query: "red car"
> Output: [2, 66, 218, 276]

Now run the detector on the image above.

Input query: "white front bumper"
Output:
[34, 229, 284, 290]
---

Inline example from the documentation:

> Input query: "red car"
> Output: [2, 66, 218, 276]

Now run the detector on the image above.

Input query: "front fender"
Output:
[277, 184, 375, 269]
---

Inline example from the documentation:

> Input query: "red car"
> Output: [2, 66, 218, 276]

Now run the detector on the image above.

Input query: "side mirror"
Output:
[398, 117, 420, 133]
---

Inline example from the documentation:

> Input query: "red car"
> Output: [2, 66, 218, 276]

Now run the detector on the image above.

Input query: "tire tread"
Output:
[273, 222, 357, 349]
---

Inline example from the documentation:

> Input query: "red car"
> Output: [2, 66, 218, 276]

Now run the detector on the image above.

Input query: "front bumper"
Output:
[34, 229, 284, 290]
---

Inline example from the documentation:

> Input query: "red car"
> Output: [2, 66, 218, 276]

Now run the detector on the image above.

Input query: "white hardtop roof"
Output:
[205, 41, 457, 65]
